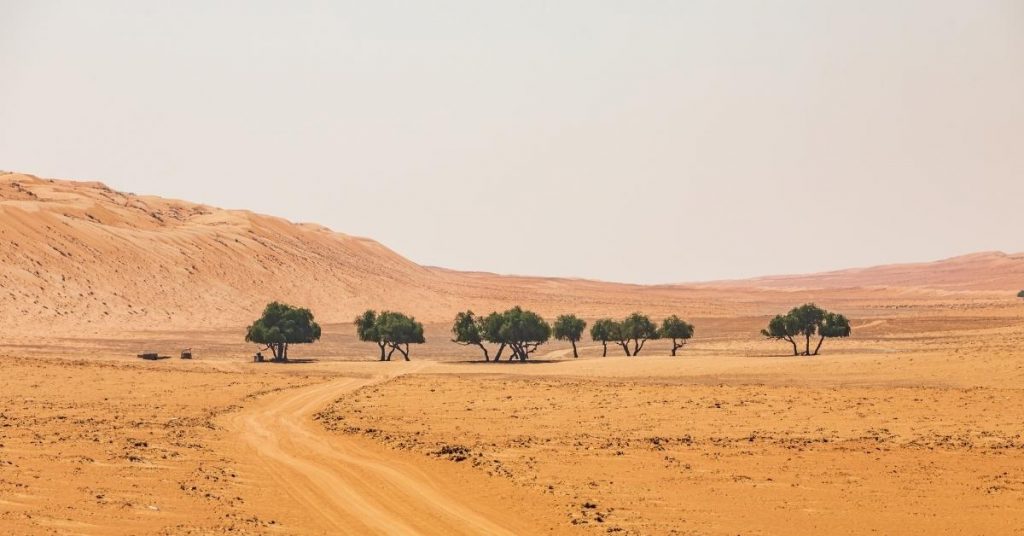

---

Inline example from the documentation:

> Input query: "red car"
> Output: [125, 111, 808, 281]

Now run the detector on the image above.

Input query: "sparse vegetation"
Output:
[1018, 290, 1024, 299]
[244, 302, 321, 361]
[658, 315, 695, 356]
[451, 310, 492, 361]
[761, 303, 851, 356]
[553, 314, 587, 358]
[589, 318, 620, 357]
[620, 312, 659, 356]
[480, 306, 551, 361]
[355, 310, 425, 361]
[354, 310, 386, 360]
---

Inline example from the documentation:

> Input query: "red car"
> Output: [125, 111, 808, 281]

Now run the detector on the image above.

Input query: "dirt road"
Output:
[225, 363, 529, 535]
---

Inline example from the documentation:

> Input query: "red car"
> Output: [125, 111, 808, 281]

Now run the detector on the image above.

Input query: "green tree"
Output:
[659, 315, 695, 356]
[553, 314, 587, 358]
[1018, 290, 1024, 299]
[789, 303, 827, 356]
[621, 312, 659, 356]
[589, 318, 619, 357]
[491, 306, 551, 361]
[376, 311, 425, 361]
[245, 302, 321, 361]
[761, 313, 801, 355]
[812, 312, 851, 355]
[451, 310, 493, 361]
[479, 311, 509, 361]
[761, 304, 851, 356]
[354, 310, 386, 360]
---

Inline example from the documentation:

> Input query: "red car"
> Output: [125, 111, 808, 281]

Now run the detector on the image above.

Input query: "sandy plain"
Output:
[2, 172, 1023, 535]
[3, 297, 1023, 535]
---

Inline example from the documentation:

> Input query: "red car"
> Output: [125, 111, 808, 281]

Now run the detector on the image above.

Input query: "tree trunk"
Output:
[813, 335, 825, 356]
[671, 339, 678, 356]
[618, 342, 631, 356]
[805, 333, 812, 356]
[386, 345, 397, 361]
[634, 339, 646, 356]
[493, 343, 506, 362]
[402, 343, 410, 361]
[378, 342, 386, 361]
[476, 342, 490, 362]
[786, 337, 798, 356]
[601, 341, 607, 357]
[571, 340, 578, 358]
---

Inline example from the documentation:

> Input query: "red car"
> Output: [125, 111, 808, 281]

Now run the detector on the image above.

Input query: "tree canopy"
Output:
[1018, 290, 1024, 299]
[354, 310, 386, 360]
[245, 302, 321, 361]
[553, 314, 587, 358]
[451, 310, 491, 360]
[659, 315, 695, 356]
[355, 310, 425, 361]
[620, 312, 659, 356]
[590, 318, 619, 357]
[761, 303, 851, 356]
[473, 306, 550, 361]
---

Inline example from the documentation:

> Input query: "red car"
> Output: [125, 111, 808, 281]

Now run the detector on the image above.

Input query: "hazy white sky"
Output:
[2, 1, 1022, 283]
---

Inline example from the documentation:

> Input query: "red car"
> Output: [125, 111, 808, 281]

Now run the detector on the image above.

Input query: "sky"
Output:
[1, 1, 1022, 284]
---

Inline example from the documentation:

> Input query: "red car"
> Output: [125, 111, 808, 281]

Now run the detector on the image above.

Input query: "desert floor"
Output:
[2, 299, 1023, 535]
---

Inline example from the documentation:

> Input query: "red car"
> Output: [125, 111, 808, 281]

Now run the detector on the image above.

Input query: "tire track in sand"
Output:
[226, 363, 521, 535]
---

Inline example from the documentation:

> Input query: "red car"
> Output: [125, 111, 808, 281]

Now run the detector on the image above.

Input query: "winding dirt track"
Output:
[226, 364, 523, 535]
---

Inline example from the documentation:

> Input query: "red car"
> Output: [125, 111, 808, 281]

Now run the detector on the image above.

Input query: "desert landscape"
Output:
[1, 171, 1022, 534]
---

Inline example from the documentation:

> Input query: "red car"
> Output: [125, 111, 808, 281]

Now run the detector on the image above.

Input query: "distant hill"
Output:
[705, 251, 1024, 292]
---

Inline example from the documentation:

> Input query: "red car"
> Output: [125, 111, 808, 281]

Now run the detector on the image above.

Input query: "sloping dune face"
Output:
[1, 171, 1019, 337]
[0, 172, 443, 334]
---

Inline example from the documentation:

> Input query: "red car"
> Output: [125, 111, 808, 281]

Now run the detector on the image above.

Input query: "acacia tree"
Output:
[479, 311, 509, 361]
[355, 310, 426, 360]
[621, 312, 659, 356]
[451, 310, 492, 361]
[354, 310, 386, 360]
[812, 312, 851, 355]
[376, 311, 425, 361]
[245, 302, 321, 361]
[762, 303, 851, 356]
[761, 313, 801, 355]
[659, 315, 695, 356]
[589, 318, 619, 357]
[553, 314, 587, 358]
[490, 306, 550, 361]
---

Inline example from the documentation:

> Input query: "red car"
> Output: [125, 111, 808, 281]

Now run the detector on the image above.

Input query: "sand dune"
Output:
[2, 171, 1019, 340]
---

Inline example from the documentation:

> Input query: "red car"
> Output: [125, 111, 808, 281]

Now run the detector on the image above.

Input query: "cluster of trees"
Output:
[760, 303, 851, 356]
[451, 307, 560, 361]
[589, 313, 695, 356]
[451, 308, 696, 361]
[244, 302, 322, 361]
[354, 310, 425, 361]
[243, 302, 853, 362]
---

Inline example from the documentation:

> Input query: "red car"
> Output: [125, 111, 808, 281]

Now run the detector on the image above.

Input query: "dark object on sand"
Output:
[253, 352, 265, 363]
[180, 348, 193, 359]
[137, 352, 163, 360]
